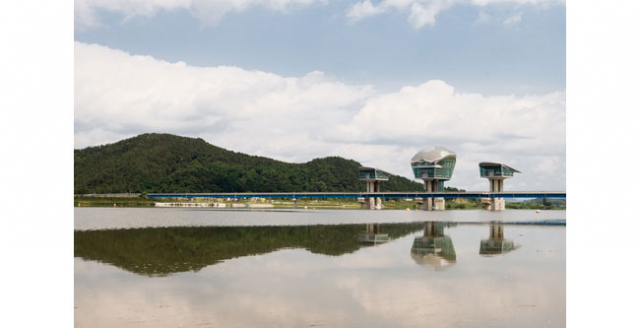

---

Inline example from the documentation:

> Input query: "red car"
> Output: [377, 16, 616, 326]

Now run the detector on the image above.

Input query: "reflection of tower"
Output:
[358, 167, 391, 210]
[410, 147, 456, 211]
[410, 222, 456, 270]
[479, 162, 521, 211]
[479, 223, 518, 255]
[358, 223, 390, 244]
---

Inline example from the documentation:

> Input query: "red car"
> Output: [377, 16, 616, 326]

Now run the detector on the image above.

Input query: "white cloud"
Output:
[503, 12, 522, 24]
[347, 0, 564, 29]
[347, 0, 385, 21]
[75, 42, 565, 191]
[75, 0, 326, 29]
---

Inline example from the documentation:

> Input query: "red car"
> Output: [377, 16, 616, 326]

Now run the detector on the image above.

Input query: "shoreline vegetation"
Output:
[74, 196, 566, 210]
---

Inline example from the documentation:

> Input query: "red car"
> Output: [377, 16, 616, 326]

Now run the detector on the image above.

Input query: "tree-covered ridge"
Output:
[74, 223, 425, 276]
[74, 133, 425, 193]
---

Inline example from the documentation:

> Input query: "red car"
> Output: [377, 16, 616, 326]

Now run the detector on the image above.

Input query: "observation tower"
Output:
[479, 162, 521, 211]
[410, 146, 457, 210]
[358, 167, 391, 209]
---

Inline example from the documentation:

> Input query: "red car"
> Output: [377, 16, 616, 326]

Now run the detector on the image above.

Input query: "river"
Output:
[75, 208, 565, 327]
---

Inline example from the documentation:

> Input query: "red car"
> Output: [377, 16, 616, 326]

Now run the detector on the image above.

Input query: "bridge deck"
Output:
[147, 191, 566, 199]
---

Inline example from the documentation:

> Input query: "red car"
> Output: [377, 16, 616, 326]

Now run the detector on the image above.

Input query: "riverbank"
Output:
[74, 196, 565, 210]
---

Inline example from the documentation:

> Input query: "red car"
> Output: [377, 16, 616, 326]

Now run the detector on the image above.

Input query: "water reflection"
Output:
[74, 222, 424, 276]
[479, 222, 519, 256]
[358, 223, 390, 245]
[76, 220, 566, 327]
[410, 222, 457, 271]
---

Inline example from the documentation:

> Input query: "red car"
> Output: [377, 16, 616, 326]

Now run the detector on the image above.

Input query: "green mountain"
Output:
[74, 133, 426, 194]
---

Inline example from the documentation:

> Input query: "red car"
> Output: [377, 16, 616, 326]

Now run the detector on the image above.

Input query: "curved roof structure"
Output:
[479, 162, 521, 173]
[411, 146, 456, 164]
[358, 167, 394, 176]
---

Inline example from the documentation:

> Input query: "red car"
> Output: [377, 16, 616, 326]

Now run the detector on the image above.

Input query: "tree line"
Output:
[74, 133, 428, 194]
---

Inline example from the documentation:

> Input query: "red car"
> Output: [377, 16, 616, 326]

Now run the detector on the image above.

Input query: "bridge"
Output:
[147, 191, 566, 200]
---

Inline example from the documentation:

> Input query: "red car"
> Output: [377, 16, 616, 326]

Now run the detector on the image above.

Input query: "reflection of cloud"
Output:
[76, 226, 565, 327]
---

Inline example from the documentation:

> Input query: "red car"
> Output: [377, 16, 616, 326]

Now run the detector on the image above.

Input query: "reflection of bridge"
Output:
[148, 191, 566, 200]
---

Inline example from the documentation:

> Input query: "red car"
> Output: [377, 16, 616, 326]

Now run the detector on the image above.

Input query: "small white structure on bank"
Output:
[479, 162, 521, 211]
[358, 167, 391, 209]
[410, 146, 457, 211]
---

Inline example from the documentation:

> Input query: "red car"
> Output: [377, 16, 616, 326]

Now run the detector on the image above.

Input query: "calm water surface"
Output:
[75, 208, 566, 327]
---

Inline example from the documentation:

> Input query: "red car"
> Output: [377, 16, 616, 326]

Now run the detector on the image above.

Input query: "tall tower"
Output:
[479, 162, 521, 211]
[410, 146, 457, 210]
[358, 167, 391, 209]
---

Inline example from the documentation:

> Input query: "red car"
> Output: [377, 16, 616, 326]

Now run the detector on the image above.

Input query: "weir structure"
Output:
[358, 167, 391, 209]
[479, 162, 521, 211]
[411, 147, 457, 211]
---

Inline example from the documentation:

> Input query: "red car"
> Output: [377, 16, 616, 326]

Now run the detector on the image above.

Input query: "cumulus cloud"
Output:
[75, 0, 326, 29]
[347, 0, 564, 29]
[75, 42, 565, 191]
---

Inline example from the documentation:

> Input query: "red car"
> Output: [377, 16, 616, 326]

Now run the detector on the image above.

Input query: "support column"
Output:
[422, 180, 433, 211]
[364, 180, 377, 210]
[487, 178, 505, 211]
[363, 180, 382, 210]
[293, 198, 298, 209]
[375, 181, 381, 209]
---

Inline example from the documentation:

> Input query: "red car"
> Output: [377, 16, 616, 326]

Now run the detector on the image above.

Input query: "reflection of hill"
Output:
[75, 223, 424, 276]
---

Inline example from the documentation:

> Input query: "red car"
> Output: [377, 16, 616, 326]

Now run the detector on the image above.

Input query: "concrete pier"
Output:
[479, 162, 521, 211]
[420, 180, 446, 211]
[362, 180, 382, 209]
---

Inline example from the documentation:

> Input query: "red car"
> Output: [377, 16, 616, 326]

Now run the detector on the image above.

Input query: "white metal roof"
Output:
[410, 146, 456, 164]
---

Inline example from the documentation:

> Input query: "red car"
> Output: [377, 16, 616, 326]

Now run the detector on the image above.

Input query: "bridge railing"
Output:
[146, 191, 566, 199]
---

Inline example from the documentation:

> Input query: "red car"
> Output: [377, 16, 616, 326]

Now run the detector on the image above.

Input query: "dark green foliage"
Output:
[74, 223, 425, 276]
[74, 133, 424, 193]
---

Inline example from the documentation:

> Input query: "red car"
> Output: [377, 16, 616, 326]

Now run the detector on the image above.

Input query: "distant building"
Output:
[411, 146, 457, 210]
[479, 162, 521, 211]
[358, 167, 392, 210]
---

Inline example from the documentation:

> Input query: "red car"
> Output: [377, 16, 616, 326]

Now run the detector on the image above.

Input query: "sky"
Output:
[74, 0, 566, 191]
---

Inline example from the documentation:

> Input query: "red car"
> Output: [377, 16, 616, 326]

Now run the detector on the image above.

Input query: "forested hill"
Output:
[74, 133, 426, 194]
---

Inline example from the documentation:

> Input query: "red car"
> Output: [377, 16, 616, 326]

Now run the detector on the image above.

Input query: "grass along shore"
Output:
[74, 196, 565, 210]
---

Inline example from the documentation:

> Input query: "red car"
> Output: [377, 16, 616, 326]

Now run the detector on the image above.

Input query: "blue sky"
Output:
[76, 1, 565, 95]
[74, 0, 566, 191]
